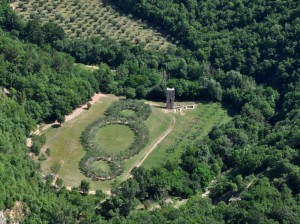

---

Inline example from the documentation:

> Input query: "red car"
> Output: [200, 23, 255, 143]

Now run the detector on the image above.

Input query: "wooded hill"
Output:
[0, 0, 299, 223]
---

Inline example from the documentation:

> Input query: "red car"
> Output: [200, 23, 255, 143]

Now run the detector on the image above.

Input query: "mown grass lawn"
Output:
[95, 124, 135, 156]
[41, 96, 231, 192]
[41, 95, 172, 191]
[120, 109, 136, 118]
[142, 101, 232, 168]
[41, 94, 118, 191]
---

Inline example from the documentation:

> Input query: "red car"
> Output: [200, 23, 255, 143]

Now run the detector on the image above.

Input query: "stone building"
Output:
[166, 88, 175, 109]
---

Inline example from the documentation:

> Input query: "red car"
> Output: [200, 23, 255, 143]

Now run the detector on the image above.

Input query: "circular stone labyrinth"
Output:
[79, 100, 151, 180]
[94, 124, 135, 156]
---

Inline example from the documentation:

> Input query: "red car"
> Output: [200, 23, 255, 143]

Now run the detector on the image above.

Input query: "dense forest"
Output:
[0, 0, 299, 223]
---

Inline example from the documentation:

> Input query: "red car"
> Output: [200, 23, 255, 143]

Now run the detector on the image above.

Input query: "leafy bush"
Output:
[51, 161, 61, 173]
[31, 134, 46, 155]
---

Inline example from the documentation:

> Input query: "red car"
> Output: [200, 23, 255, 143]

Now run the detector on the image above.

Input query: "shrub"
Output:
[51, 162, 61, 173]
[57, 115, 65, 125]
[105, 100, 151, 120]
[80, 180, 90, 195]
[45, 148, 51, 156]
[31, 134, 47, 155]
[38, 154, 47, 161]
[56, 178, 63, 187]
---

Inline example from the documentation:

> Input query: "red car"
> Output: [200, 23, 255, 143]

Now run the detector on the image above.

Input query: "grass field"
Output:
[41, 94, 118, 191]
[120, 109, 135, 118]
[14, 0, 173, 50]
[41, 95, 231, 192]
[92, 160, 110, 173]
[142, 101, 232, 168]
[94, 124, 135, 156]
[41, 95, 172, 191]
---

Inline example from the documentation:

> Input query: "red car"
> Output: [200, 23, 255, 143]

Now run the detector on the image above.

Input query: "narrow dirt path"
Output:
[84, 65, 99, 70]
[9, 2, 17, 10]
[123, 115, 176, 180]
[66, 93, 104, 122]
[64, 186, 111, 196]
[229, 172, 263, 202]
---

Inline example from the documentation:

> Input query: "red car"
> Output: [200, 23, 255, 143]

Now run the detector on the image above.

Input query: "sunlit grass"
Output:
[95, 124, 135, 156]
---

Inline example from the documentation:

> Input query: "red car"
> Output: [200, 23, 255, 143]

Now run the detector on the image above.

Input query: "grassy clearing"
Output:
[41, 94, 118, 191]
[92, 160, 110, 172]
[41, 95, 231, 191]
[94, 124, 135, 155]
[121, 105, 171, 175]
[120, 109, 135, 118]
[142, 102, 232, 168]
[41, 95, 172, 191]
[15, 0, 173, 50]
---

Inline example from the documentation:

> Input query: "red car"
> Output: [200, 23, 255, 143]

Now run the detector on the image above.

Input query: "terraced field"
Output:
[14, 0, 173, 50]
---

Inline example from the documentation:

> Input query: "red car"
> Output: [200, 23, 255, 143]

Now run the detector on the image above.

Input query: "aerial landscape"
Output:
[0, 0, 299, 223]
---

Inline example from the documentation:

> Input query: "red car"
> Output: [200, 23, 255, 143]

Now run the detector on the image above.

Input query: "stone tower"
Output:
[166, 88, 175, 109]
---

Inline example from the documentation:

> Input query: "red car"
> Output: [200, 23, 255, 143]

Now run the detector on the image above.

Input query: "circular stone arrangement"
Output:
[79, 100, 151, 180]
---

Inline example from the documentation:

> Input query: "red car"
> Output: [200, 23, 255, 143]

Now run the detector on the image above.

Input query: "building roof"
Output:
[167, 88, 175, 91]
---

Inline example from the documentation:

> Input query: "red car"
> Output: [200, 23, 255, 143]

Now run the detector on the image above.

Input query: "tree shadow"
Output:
[152, 105, 167, 109]
[51, 124, 61, 128]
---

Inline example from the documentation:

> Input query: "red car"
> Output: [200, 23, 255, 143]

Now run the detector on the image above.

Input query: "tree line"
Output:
[0, 0, 299, 222]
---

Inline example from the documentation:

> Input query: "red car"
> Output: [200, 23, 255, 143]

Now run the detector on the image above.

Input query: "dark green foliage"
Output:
[87, 102, 91, 110]
[0, 0, 299, 222]
[51, 161, 61, 173]
[111, 0, 299, 89]
[45, 147, 51, 156]
[57, 115, 65, 125]
[80, 180, 90, 195]
[0, 29, 100, 122]
[124, 87, 136, 99]
[42, 22, 65, 44]
[56, 178, 63, 187]
[94, 63, 115, 93]
[31, 134, 46, 155]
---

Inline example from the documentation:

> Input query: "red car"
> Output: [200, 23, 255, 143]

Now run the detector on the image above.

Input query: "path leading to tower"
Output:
[123, 115, 176, 180]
